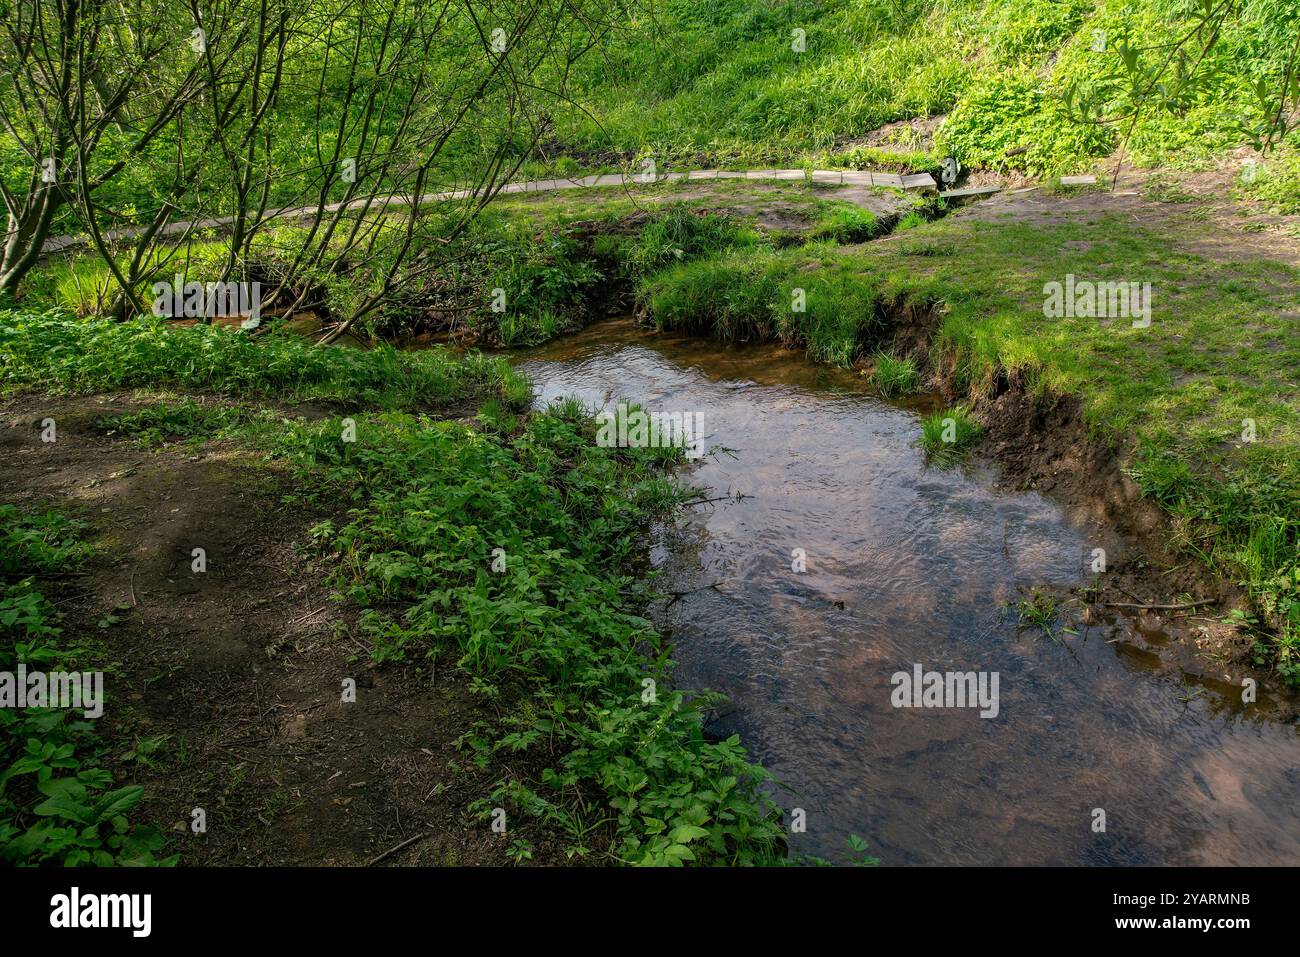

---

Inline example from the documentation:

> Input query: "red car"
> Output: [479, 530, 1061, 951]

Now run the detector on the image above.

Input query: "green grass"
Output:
[809, 205, 882, 244]
[0, 310, 527, 412]
[1238, 145, 1300, 214]
[871, 351, 921, 396]
[551, 0, 1287, 174]
[638, 243, 893, 366]
[619, 204, 764, 279]
[1012, 588, 1073, 642]
[920, 405, 982, 460]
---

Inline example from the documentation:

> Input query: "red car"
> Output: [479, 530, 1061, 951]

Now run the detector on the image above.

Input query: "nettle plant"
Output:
[285, 404, 786, 865]
[0, 507, 173, 866]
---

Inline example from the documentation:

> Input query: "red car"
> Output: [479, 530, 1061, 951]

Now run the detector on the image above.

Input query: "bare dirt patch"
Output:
[959, 163, 1300, 266]
[969, 379, 1295, 710]
[0, 391, 568, 865]
[838, 115, 945, 153]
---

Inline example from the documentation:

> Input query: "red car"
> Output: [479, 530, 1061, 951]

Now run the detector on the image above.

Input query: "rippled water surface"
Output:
[516, 318, 1300, 865]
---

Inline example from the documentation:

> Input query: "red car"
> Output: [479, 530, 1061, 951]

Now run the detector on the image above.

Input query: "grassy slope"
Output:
[557, 0, 1291, 172]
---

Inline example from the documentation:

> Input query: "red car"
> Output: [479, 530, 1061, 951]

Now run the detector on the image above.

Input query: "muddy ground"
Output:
[0, 392, 570, 866]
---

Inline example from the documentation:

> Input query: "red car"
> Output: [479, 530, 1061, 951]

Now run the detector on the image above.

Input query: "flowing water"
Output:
[514, 318, 1300, 866]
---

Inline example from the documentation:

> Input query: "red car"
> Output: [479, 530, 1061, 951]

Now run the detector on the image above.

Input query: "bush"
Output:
[936, 71, 1115, 175]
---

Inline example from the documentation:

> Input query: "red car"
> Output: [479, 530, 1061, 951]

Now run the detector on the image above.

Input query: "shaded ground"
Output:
[0, 392, 565, 866]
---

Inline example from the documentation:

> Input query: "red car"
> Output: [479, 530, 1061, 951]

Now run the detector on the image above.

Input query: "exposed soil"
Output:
[971, 380, 1273, 682]
[837, 115, 945, 154]
[962, 160, 1300, 266]
[0, 391, 571, 866]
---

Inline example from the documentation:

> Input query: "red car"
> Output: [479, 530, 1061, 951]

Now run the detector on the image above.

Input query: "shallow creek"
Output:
[513, 318, 1300, 865]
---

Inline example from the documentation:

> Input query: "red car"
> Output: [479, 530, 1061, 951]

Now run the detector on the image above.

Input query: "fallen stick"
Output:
[664, 581, 725, 608]
[367, 831, 435, 866]
[1100, 599, 1217, 611]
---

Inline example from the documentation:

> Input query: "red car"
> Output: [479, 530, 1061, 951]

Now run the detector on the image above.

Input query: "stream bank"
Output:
[515, 317, 1299, 864]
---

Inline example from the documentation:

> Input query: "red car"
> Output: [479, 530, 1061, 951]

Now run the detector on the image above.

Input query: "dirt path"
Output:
[0, 392, 562, 865]
[40, 168, 939, 256]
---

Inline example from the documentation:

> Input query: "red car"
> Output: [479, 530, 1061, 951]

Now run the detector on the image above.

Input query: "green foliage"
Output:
[0, 309, 519, 412]
[809, 206, 882, 244]
[638, 246, 887, 367]
[920, 405, 982, 461]
[549, 0, 1290, 175]
[638, 251, 789, 342]
[32, 260, 116, 318]
[1128, 448, 1300, 682]
[482, 227, 604, 345]
[559, 0, 971, 163]
[268, 405, 784, 865]
[99, 399, 256, 447]
[871, 351, 921, 397]
[827, 146, 939, 173]
[1, 311, 789, 862]
[936, 71, 1114, 175]
[0, 506, 87, 577]
[1055, 0, 1279, 167]
[1012, 588, 1073, 642]
[894, 211, 927, 231]
[621, 205, 762, 279]
[1238, 146, 1300, 213]
[0, 508, 172, 866]
[986, 0, 1093, 65]
[845, 833, 881, 866]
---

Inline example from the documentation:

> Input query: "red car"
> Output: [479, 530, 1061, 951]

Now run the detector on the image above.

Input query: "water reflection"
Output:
[518, 319, 1300, 866]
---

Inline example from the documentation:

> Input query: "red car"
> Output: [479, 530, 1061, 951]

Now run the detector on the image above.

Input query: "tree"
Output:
[0, 0, 249, 298]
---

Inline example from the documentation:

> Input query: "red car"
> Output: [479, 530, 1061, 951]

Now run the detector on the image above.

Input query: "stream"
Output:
[513, 318, 1300, 866]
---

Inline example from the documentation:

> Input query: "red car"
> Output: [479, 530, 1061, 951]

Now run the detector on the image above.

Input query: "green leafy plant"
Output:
[0, 507, 172, 866]
[1011, 588, 1074, 642]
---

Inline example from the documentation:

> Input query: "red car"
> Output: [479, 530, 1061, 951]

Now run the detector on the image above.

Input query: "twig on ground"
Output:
[1100, 599, 1217, 611]
[366, 832, 436, 868]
